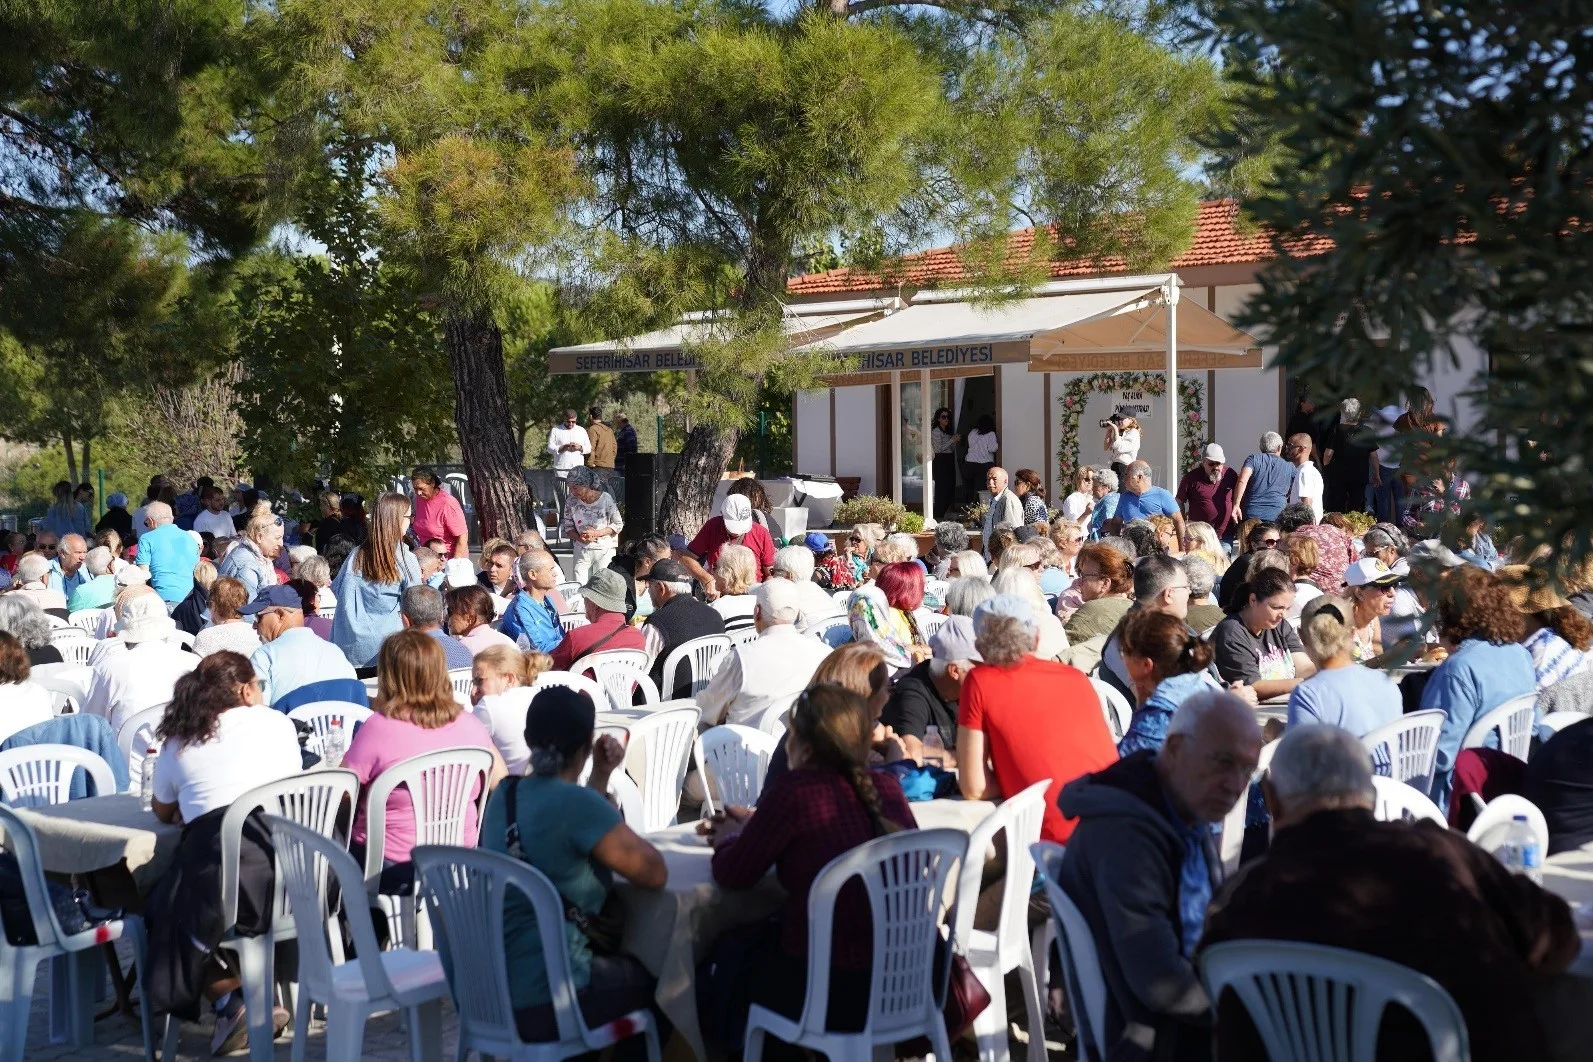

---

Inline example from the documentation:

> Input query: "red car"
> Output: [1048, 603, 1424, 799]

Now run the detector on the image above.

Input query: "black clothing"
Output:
[1524, 716, 1593, 856]
[1322, 421, 1374, 513]
[172, 584, 209, 638]
[879, 659, 958, 748]
[96, 508, 135, 542]
[932, 453, 957, 519]
[26, 644, 63, 668]
[644, 593, 726, 699]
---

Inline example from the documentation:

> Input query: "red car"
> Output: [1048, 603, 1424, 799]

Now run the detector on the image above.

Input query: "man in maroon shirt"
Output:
[1175, 443, 1240, 538]
[550, 568, 645, 672]
[677, 494, 776, 598]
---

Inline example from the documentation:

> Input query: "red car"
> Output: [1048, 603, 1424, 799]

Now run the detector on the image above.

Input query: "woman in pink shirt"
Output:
[343, 630, 507, 881]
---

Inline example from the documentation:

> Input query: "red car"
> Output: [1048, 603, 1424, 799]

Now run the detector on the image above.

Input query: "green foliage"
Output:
[1202, 0, 1593, 567]
[833, 494, 909, 529]
[896, 512, 925, 534]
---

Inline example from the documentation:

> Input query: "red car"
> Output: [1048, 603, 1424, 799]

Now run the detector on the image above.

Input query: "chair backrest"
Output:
[1538, 711, 1588, 737]
[753, 699, 795, 738]
[1361, 709, 1447, 792]
[286, 702, 375, 758]
[169, 629, 195, 651]
[220, 769, 360, 930]
[555, 582, 584, 613]
[1218, 738, 1280, 875]
[414, 845, 598, 1051]
[560, 613, 590, 633]
[1466, 793, 1550, 855]
[361, 676, 381, 700]
[529, 670, 610, 710]
[1461, 693, 1537, 761]
[1089, 677, 1132, 742]
[623, 705, 701, 832]
[952, 780, 1049, 964]
[49, 624, 92, 644]
[809, 616, 854, 648]
[1370, 775, 1447, 826]
[659, 634, 733, 699]
[29, 663, 92, 715]
[918, 612, 948, 639]
[448, 668, 475, 698]
[0, 744, 116, 806]
[1032, 842, 1109, 1062]
[697, 724, 779, 809]
[362, 746, 494, 890]
[0, 804, 73, 951]
[793, 829, 965, 1042]
[1199, 940, 1469, 1062]
[831, 589, 853, 604]
[116, 704, 167, 786]
[266, 816, 400, 1007]
[575, 649, 656, 711]
[54, 637, 96, 667]
[726, 625, 759, 648]
[68, 608, 111, 634]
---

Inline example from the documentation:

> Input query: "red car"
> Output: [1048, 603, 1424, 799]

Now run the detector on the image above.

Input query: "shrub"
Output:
[833, 495, 907, 528]
[896, 512, 924, 534]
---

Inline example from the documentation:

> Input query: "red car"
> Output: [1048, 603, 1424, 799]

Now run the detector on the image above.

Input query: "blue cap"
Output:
[238, 584, 306, 615]
[803, 532, 833, 553]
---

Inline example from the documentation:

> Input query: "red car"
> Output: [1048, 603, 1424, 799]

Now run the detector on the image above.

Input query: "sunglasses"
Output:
[1258, 537, 1281, 547]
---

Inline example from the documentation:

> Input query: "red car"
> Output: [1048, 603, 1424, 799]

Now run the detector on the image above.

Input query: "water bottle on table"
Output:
[923, 725, 946, 766]
[322, 720, 346, 768]
[1494, 814, 1544, 884]
[139, 745, 158, 812]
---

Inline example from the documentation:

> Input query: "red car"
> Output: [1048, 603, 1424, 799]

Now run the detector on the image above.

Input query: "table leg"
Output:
[47, 948, 102, 1046]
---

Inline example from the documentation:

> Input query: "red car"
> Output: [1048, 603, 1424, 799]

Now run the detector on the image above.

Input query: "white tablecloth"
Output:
[12, 793, 181, 893]
[1543, 846, 1593, 977]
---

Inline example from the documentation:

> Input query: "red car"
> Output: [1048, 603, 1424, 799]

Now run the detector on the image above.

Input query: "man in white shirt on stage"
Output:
[547, 407, 592, 526]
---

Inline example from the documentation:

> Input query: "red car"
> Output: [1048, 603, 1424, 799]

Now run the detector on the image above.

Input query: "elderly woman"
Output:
[95, 492, 135, 542]
[711, 543, 759, 629]
[1182, 520, 1224, 564]
[849, 560, 931, 672]
[1341, 555, 1405, 662]
[1148, 514, 1182, 557]
[561, 465, 624, 584]
[11, 554, 67, 613]
[991, 545, 1068, 660]
[216, 512, 284, 600]
[1287, 595, 1402, 740]
[1047, 520, 1086, 583]
[944, 575, 995, 618]
[1420, 566, 1537, 804]
[469, 644, 551, 774]
[193, 577, 262, 657]
[1013, 468, 1048, 526]
[1501, 565, 1593, 689]
[1059, 543, 1134, 642]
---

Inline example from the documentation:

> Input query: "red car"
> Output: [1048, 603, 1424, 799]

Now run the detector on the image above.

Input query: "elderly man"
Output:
[1232, 431, 1293, 525]
[1056, 691, 1261, 1062]
[696, 578, 830, 729]
[410, 466, 469, 559]
[769, 543, 843, 627]
[1175, 443, 1239, 537]
[400, 584, 473, 670]
[551, 569, 645, 671]
[1096, 555, 1193, 699]
[642, 558, 726, 699]
[1284, 432, 1324, 522]
[47, 533, 89, 599]
[82, 592, 199, 733]
[217, 511, 284, 600]
[882, 615, 980, 761]
[1203, 724, 1581, 1062]
[561, 466, 623, 584]
[243, 584, 357, 706]
[138, 501, 200, 607]
[547, 407, 592, 518]
[926, 521, 969, 579]
[12, 554, 67, 612]
[1109, 461, 1187, 543]
[980, 467, 1025, 557]
[67, 546, 117, 612]
[1087, 466, 1120, 540]
[499, 549, 565, 655]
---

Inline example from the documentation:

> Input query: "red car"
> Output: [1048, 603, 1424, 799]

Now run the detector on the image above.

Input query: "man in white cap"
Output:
[1176, 442, 1240, 539]
[881, 615, 981, 763]
[81, 591, 198, 733]
[678, 493, 776, 598]
[695, 577, 831, 730]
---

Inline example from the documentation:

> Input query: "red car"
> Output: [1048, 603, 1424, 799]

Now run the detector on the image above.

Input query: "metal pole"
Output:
[96, 468, 105, 519]
[890, 371, 903, 504]
[919, 367, 933, 522]
[656, 414, 664, 453]
[758, 410, 767, 479]
[1166, 278, 1181, 485]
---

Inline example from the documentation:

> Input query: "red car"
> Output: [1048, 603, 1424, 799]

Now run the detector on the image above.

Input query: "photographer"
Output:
[1102, 412, 1141, 479]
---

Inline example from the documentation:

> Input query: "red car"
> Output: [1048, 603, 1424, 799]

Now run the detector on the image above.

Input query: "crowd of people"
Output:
[1, 390, 1589, 1062]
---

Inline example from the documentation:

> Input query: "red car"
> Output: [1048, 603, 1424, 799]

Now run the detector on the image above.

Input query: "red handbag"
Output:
[943, 951, 994, 1038]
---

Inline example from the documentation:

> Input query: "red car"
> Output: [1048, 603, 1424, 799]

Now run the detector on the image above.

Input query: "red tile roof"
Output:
[786, 198, 1333, 296]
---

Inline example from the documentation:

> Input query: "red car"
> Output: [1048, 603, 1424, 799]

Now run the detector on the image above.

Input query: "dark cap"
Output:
[238, 584, 307, 615]
[523, 685, 596, 759]
[641, 558, 693, 584]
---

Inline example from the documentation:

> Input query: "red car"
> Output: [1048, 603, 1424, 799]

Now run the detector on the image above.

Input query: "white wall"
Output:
[833, 385, 877, 495]
[998, 362, 1048, 490]
[1210, 283, 1282, 470]
[793, 389, 830, 475]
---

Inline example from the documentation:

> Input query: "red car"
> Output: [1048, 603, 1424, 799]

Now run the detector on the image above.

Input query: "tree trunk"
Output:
[444, 308, 530, 542]
[657, 423, 742, 537]
[63, 431, 78, 485]
[79, 438, 91, 485]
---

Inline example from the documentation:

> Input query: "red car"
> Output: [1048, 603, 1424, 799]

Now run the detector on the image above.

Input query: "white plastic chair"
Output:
[560, 613, 591, 633]
[554, 581, 584, 612]
[362, 746, 494, 950]
[192, 770, 361, 1062]
[29, 663, 92, 715]
[530, 670, 610, 708]
[808, 616, 853, 648]
[167, 629, 195, 651]
[951, 781, 1049, 1062]
[413, 845, 662, 1062]
[919, 612, 949, 639]
[51, 637, 95, 667]
[361, 676, 381, 700]
[1538, 711, 1588, 737]
[831, 589, 854, 604]
[744, 830, 966, 1062]
[1466, 793, 1550, 855]
[623, 706, 702, 832]
[286, 702, 375, 760]
[1371, 775, 1448, 826]
[67, 608, 111, 634]
[697, 725, 779, 813]
[1199, 940, 1469, 1062]
[1089, 677, 1132, 743]
[1460, 693, 1538, 761]
[0, 745, 116, 807]
[0, 805, 156, 1056]
[1361, 709, 1447, 793]
[574, 649, 659, 711]
[659, 633, 733, 699]
[447, 668, 475, 699]
[116, 704, 167, 790]
[727, 625, 760, 648]
[266, 816, 448, 1062]
[1032, 842, 1110, 1062]
[1218, 738, 1279, 875]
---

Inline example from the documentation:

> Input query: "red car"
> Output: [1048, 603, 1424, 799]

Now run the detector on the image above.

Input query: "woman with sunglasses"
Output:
[216, 511, 285, 600]
[930, 407, 959, 518]
[1343, 556, 1403, 662]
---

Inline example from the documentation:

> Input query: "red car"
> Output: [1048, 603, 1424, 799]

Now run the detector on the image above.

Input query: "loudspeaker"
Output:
[622, 453, 678, 540]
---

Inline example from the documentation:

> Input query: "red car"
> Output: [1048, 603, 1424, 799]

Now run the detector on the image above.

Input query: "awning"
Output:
[547, 298, 899, 375]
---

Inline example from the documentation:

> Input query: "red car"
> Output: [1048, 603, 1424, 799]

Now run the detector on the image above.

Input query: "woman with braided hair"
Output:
[706, 682, 915, 1045]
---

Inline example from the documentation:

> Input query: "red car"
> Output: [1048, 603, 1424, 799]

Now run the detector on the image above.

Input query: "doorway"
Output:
[955, 375, 996, 506]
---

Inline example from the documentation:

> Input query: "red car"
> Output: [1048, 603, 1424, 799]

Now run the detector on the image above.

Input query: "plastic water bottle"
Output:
[322, 721, 346, 769]
[1495, 814, 1544, 884]
[923, 725, 946, 764]
[138, 746, 158, 812]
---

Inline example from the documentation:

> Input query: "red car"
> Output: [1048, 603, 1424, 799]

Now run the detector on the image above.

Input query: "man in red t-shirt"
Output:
[409, 466, 469, 559]
[1175, 443, 1241, 538]
[679, 494, 775, 598]
[957, 593, 1119, 842]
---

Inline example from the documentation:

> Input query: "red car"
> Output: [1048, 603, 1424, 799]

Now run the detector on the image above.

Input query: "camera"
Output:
[1100, 413, 1124, 429]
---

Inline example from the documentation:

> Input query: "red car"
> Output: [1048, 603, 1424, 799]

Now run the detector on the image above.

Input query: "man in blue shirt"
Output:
[135, 502, 199, 606]
[499, 549, 566, 654]
[399, 584, 474, 670]
[46, 533, 89, 599]
[244, 584, 357, 706]
[1232, 431, 1294, 525]
[1109, 461, 1186, 541]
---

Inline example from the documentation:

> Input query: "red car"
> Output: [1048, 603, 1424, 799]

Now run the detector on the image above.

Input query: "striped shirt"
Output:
[1524, 627, 1593, 690]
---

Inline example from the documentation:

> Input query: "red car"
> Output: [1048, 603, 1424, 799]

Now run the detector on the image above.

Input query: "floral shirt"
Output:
[1022, 494, 1048, 526]
[1401, 476, 1470, 534]
[1293, 523, 1356, 591]
[815, 552, 857, 591]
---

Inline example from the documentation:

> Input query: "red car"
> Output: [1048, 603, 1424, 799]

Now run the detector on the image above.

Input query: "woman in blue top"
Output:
[1287, 595, 1401, 738]
[480, 685, 666, 1045]
[1116, 609, 1219, 756]
[41, 480, 88, 537]
[330, 492, 422, 667]
[1420, 566, 1537, 806]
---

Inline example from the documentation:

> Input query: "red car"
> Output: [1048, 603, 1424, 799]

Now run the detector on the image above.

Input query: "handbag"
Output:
[942, 949, 994, 1039]
[0, 850, 121, 947]
[503, 776, 626, 955]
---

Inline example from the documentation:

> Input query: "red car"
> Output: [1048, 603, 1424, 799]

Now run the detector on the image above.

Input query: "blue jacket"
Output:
[499, 590, 565, 655]
[216, 538, 276, 601]
[1421, 638, 1537, 806]
[1, 715, 128, 798]
[272, 677, 370, 715]
[328, 545, 422, 668]
[1118, 671, 1216, 758]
